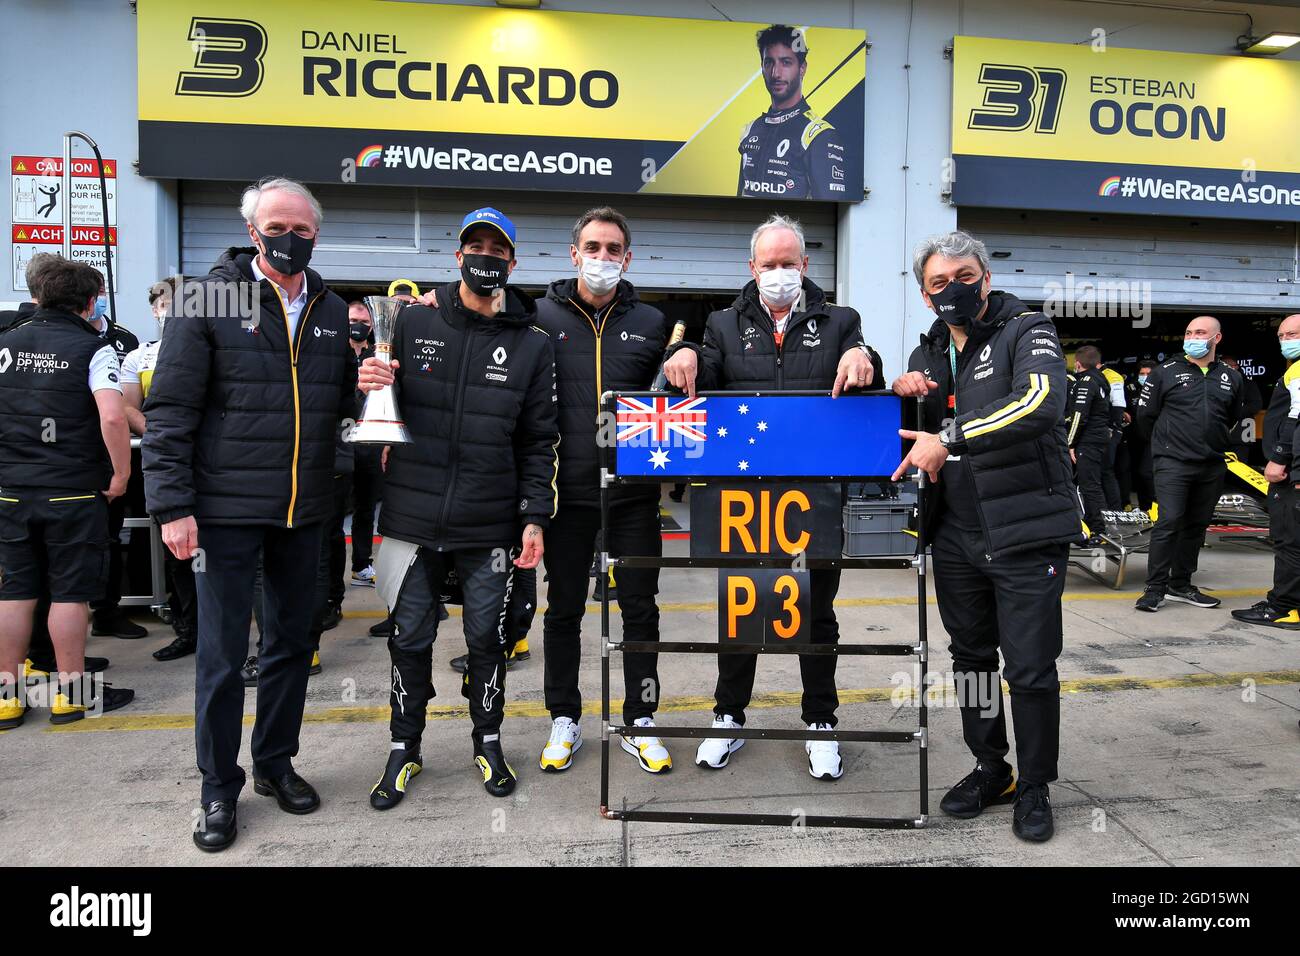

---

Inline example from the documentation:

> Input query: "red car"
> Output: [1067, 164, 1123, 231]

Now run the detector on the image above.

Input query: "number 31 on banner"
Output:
[718, 570, 810, 644]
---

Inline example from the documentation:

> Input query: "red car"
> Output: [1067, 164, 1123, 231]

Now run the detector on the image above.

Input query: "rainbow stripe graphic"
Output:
[1098, 176, 1121, 197]
[357, 145, 384, 168]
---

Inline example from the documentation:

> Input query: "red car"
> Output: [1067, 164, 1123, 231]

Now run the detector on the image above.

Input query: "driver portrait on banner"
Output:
[738, 24, 849, 201]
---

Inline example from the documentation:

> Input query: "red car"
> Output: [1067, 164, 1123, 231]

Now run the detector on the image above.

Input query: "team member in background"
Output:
[532, 206, 671, 774]
[738, 24, 846, 201]
[122, 279, 199, 663]
[1126, 360, 1157, 510]
[3, 253, 111, 679]
[0, 259, 136, 731]
[1068, 345, 1112, 546]
[1233, 315, 1300, 629]
[346, 300, 384, 589]
[661, 213, 877, 780]
[1134, 316, 1245, 613]
[1101, 363, 1128, 509]
[357, 208, 558, 806]
[144, 177, 356, 851]
[891, 230, 1078, 842]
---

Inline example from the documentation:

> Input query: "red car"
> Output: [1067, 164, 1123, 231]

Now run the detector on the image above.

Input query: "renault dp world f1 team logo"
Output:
[356, 145, 384, 168]
[1099, 175, 1122, 196]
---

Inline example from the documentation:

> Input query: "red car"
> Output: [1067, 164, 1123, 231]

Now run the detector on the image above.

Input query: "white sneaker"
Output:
[806, 722, 843, 780]
[620, 717, 672, 774]
[351, 565, 377, 587]
[695, 715, 744, 769]
[539, 717, 582, 772]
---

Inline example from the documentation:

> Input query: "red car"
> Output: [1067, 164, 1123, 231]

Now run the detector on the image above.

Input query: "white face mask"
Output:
[757, 267, 802, 309]
[579, 255, 624, 296]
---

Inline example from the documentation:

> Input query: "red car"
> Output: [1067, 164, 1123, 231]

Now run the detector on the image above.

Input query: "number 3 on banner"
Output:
[773, 574, 801, 639]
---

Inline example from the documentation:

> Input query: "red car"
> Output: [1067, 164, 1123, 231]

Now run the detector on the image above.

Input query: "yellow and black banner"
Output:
[952, 36, 1300, 221]
[137, 0, 865, 202]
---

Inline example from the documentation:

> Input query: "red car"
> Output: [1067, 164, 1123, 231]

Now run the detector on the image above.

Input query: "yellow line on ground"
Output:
[43, 669, 1300, 734]
[342, 587, 1270, 619]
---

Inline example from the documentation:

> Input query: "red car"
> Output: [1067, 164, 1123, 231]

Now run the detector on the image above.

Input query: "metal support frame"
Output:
[597, 391, 929, 830]
[117, 437, 167, 609]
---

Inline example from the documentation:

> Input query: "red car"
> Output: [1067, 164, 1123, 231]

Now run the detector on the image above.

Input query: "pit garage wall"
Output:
[4, 0, 1299, 373]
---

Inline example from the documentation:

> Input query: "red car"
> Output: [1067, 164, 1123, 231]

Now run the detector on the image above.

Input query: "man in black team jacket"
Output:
[1134, 316, 1244, 613]
[1068, 344, 1112, 546]
[1233, 314, 1300, 629]
[144, 178, 356, 852]
[892, 230, 1081, 843]
[358, 208, 558, 805]
[661, 214, 878, 781]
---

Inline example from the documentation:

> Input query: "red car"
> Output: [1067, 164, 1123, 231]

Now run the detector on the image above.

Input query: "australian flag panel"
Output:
[611, 392, 905, 479]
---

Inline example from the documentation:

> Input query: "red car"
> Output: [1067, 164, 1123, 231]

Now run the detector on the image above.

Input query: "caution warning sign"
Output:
[11, 155, 118, 227]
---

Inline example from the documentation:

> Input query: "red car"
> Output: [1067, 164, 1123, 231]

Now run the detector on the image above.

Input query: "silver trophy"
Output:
[349, 284, 413, 445]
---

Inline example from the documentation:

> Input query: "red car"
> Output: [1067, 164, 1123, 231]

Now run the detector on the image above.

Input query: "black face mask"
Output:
[460, 253, 510, 296]
[929, 274, 986, 328]
[349, 322, 371, 342]
[255, 228, 314, 276]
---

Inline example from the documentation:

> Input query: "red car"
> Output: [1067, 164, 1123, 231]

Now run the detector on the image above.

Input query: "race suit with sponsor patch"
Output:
[737, 98, 846, 200]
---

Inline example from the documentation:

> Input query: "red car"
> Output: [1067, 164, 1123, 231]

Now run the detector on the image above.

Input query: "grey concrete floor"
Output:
[3, 508, 1298, 866]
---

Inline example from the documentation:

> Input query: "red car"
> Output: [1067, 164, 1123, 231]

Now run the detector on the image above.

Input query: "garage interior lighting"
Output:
[1239, 32, 1300, 56]
[496, 0, 542, 8]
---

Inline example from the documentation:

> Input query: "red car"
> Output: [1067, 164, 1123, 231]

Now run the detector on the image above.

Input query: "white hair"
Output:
[912, 230, 990, 286]
[749, 214, 805, 261]
[239, 177, 323, 230]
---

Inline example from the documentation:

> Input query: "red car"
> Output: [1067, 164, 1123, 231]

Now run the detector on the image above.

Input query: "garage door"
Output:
[958, 208, 1300, 313]
[181, 182, 838, 293]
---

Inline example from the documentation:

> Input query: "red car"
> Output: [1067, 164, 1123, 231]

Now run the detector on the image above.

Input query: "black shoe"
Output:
[1012, 782, 1054, 842]
[593, 581, 617, 601]
[92, 611, 148, 640]
[49, 682, 135, 724]
[1165, 585, 1221, 608]
[669, 489, 685, 503]
[370, 745, 423, 810]
[369, 618, 394, 638]
[240, 656, 259, 687]
[939, 761, 1017, 819]
[252, 769, 320, 814]
[153, 634, 196, 662]
[28, 654, 109, 675]
[1135, 589, 1164, 612]
[1231, 600, 1300, 629]
[473, 737, 517, 797]
[1084, 534, 1105, 549]
[193, 799, 238, 852]
[308, 650, 322, 676]
[321, 602, 343, 631]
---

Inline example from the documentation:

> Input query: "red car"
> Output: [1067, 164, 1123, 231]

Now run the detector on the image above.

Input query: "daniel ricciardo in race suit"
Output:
[738, 24, 847, 200]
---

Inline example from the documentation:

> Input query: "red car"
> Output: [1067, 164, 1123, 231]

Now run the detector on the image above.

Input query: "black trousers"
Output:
[193, 521, 324, 803]
[389, 547, 510, 745]
[89, 494, 127, 616]
[931, 521, 1067, 785]
[542, 500, 660, 724]
[1103, 428, 1123, 509]
[1074, 442, 1108, 534]
[1268, 482, 1300, 610]
[351, 451, 383, 573]
[1130, 439, 1155, 511]
[714, 568, 841, 727]
[1146, 457, 1224, 593]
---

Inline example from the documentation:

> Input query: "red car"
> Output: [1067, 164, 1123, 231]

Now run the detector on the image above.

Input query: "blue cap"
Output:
[459, 207, 516, 251]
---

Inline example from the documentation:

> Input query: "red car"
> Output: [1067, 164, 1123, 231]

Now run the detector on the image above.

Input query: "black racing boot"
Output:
[1012, 782, 1054, 842]
[940, 760, 1017, 819]
[473, 734, 517, 798]
[370, 743, 423, 810]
